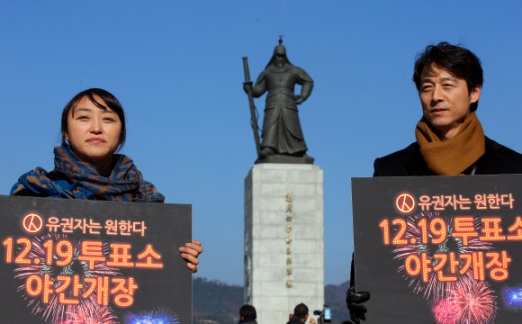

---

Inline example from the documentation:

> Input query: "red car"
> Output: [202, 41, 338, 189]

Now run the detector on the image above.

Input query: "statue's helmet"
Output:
[274, 44, 286, 55]
[273, 36, 286, 55]
[266, 36, 291, 68]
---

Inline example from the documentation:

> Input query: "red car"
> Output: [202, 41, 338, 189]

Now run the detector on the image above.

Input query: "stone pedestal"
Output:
[244, 163, 324, 323]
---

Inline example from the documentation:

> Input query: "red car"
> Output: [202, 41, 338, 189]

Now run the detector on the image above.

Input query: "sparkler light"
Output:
[392, 211, 492, 300]
[126, 307, 180, 324]
[503, 286, 522, 309]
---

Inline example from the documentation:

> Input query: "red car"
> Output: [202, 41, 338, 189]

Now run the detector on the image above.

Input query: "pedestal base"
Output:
[244, 163, 324, 323]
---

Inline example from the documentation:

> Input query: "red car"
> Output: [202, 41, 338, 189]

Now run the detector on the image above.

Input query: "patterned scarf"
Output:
[11, 145, 165, 202]
[415, 111, 485, 175]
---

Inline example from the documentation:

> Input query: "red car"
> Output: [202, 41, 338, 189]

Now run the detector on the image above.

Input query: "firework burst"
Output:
[392, 211, 492, 300]
[432, 276, 497, 324]
[13, 233, 121, 323]
[432, 298, 458, 324]
[503, 285, 522, 309]
[126, 307, 180, 324]
[65, 303, 119, 324]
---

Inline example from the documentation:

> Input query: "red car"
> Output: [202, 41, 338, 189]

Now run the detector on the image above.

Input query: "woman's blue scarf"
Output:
[11, 145, 165, 202]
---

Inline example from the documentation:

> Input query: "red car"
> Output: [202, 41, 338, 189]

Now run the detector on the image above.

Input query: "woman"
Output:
[11, 88, 202, 271]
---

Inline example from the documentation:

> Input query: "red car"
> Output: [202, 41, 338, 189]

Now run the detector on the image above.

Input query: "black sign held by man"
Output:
[352, 175, 522, 324]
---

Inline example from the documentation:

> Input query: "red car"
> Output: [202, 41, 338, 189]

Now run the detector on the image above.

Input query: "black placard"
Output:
[0, 195, 191, 324]
[352, 175, 522, 324]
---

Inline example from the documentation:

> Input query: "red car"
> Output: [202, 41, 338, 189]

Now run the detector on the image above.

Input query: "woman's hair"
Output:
[61, 88, 127, 151]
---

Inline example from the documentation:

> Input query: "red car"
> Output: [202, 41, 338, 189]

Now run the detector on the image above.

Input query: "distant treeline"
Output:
[193, 277, 351, 324]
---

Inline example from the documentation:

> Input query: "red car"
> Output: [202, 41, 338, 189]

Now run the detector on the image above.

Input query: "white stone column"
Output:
[244, 163, 324, 323]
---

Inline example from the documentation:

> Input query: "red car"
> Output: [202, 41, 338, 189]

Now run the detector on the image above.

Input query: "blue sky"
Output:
[1, 1, 522, 286]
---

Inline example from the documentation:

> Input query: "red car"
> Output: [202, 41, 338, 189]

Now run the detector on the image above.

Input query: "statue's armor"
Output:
[252, 63, 313, 155]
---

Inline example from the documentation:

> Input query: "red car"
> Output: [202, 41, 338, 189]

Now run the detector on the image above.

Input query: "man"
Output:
[288, 303, 316, 324]
[239, 304, 257, 324]
[347, 42, 522, 323]
[244, 38, 314, 158]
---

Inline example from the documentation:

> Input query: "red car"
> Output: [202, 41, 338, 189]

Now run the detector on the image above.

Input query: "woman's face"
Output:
[65, 95, 122, 168]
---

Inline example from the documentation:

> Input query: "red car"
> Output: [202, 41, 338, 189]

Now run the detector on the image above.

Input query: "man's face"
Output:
[419, 64, 481, 140]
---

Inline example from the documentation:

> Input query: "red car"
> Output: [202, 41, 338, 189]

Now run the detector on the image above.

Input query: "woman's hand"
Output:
[179, 239, 203, 272]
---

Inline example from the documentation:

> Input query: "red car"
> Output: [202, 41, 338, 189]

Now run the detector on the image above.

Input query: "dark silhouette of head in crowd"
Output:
[293, 303, 309, 322]
[239, 304, 257, 324]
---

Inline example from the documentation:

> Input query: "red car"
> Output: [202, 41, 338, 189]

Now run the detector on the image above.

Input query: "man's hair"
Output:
[239, 304, 257, 320]
[412, 42, 483, 112]
[293, 303, 308, 319]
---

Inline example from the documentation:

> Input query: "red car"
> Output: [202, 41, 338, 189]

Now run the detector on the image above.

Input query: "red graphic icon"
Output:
[395, 193, 415, 214]
[22, 213, 43, 234]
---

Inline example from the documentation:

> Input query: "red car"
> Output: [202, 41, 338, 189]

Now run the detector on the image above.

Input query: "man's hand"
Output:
[179, 239, 203, 273]
[346, 287, 371, 324]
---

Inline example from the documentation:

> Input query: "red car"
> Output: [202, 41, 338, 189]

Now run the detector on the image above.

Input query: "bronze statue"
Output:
[243, 37, 314, 164]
